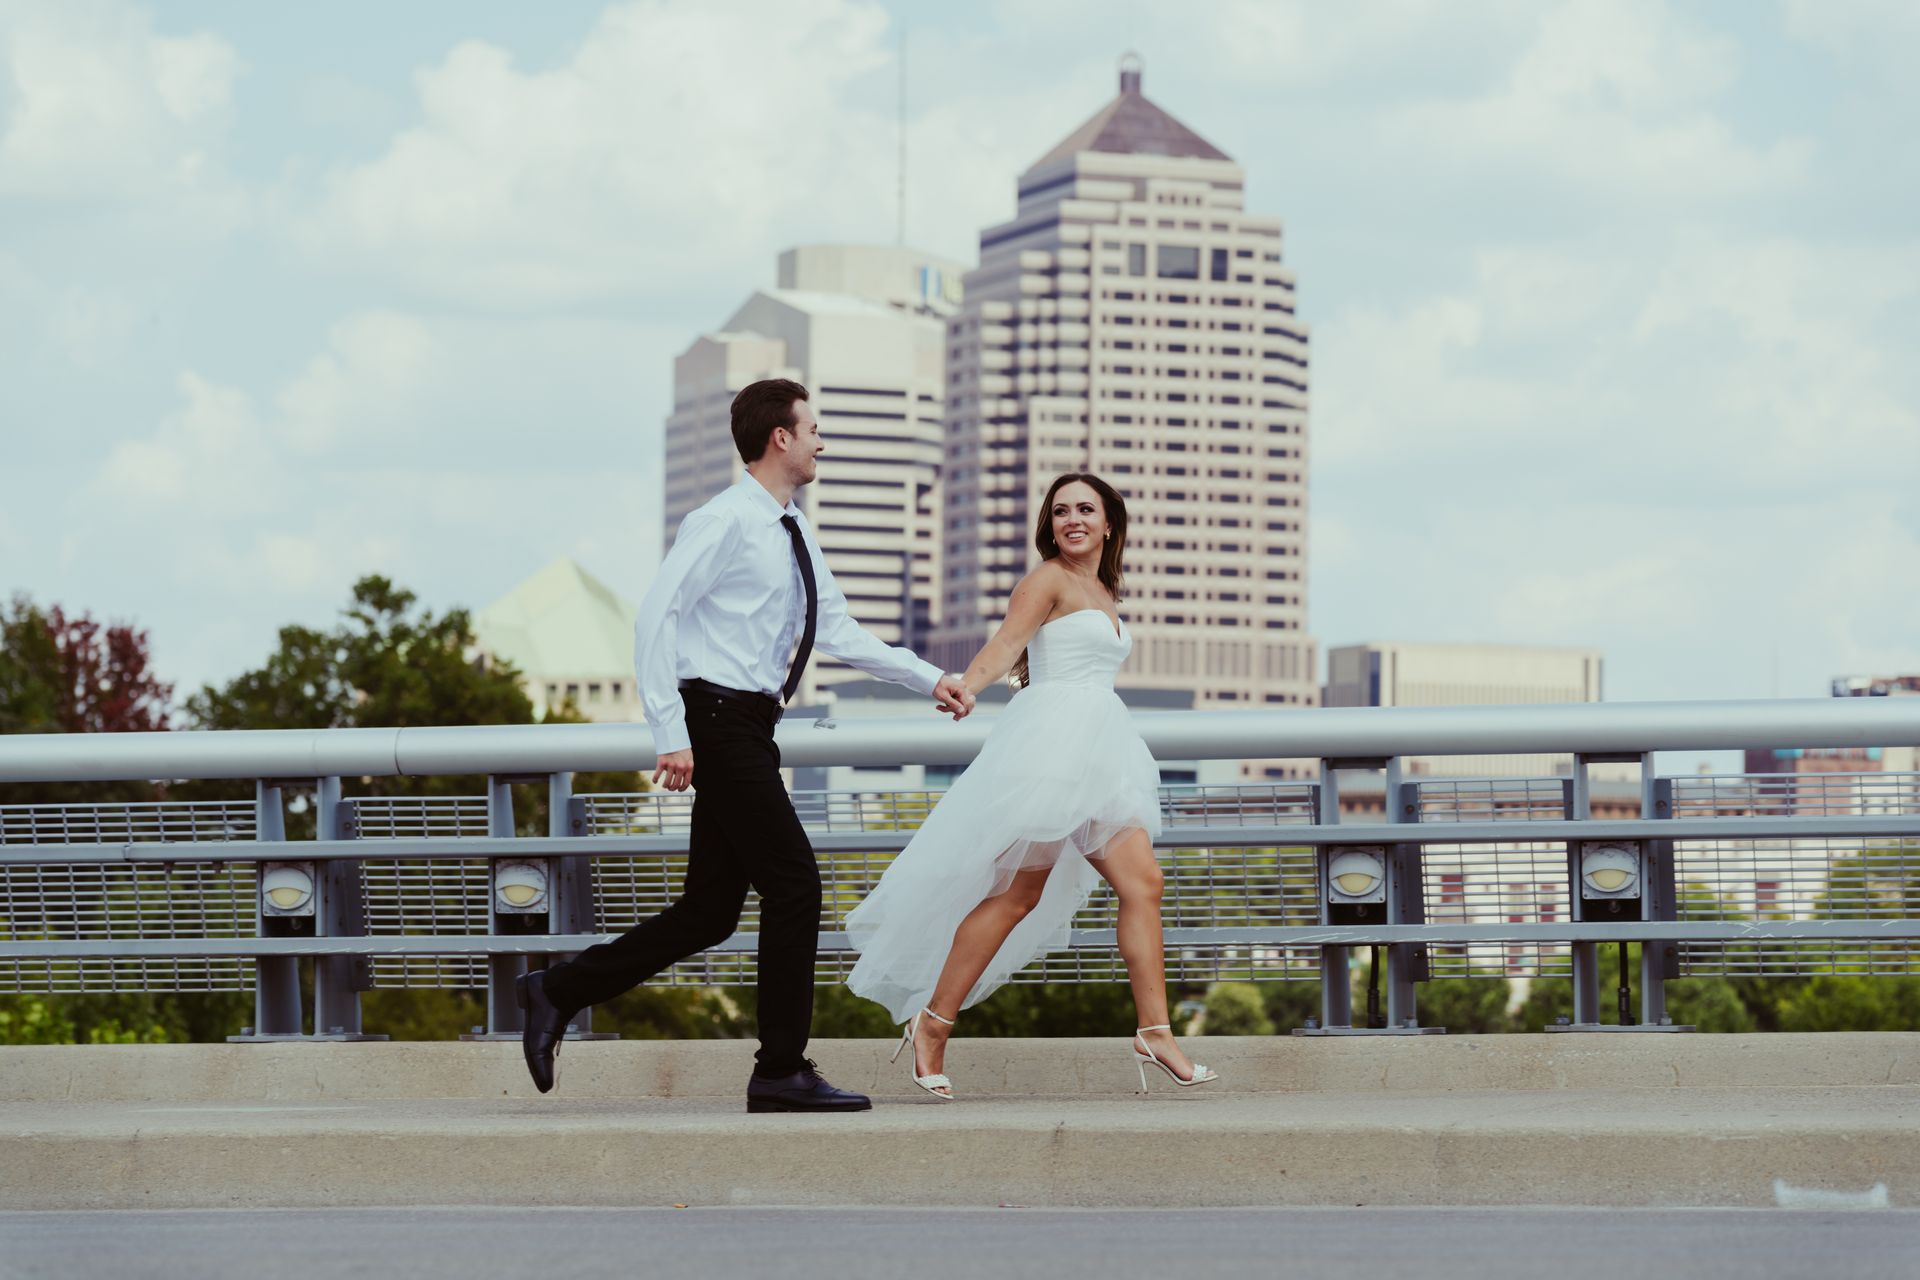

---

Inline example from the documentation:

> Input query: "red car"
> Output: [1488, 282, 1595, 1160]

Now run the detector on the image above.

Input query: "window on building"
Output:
[1156, 245, 1200, 279]
[1211, 248, 1230, 281]
[1127, 244, 1147, 276]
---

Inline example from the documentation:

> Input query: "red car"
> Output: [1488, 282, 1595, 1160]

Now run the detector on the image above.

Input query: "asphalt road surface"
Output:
[2, 1206, 1916, 1280]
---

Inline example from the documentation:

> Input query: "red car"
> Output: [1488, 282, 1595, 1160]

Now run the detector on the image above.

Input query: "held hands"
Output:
[932, 673, 976, 721]
[652, 748, 694, 791]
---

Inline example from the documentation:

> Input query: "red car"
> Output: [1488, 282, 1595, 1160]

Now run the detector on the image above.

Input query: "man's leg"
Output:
[522, 697, 756, 1092]
[696, 772, 821, 1076]
[541, 785, 750, 1012]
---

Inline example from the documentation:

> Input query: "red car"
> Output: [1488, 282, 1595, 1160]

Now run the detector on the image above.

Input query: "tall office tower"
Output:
[932, 60, 1318, 737]
[663, 244, 963, 701]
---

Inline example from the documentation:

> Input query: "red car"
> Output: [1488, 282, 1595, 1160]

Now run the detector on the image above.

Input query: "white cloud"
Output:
[302, 0, 903, 305]
[96, 371, 271, 510]
[276, 311, 440, 455]
[1311, 230, 1920, 699]
[1378, 0, 1809, 204]
[0, 0, 245, 221]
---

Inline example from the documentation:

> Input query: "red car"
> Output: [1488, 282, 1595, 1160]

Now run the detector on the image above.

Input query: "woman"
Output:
[846, 473, 1216, 1098]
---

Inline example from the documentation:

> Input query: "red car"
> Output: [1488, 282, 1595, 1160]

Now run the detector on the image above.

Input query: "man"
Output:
[518, 378, 975, 1112]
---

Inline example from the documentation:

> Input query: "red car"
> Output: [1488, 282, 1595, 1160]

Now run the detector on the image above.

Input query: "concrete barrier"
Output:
[4, 1036, 1916, 1210]
[7, 1033, 1919, 1103]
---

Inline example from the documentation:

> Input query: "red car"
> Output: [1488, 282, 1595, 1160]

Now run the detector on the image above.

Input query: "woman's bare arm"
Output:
[957, 565, 1064, 695]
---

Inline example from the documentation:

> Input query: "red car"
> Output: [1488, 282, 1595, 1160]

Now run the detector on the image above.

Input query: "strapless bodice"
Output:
[1026, 609, 1129, 689]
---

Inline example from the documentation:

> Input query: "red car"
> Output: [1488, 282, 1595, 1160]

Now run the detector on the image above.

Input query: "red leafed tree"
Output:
[0, 596, 172, 736]
[45, 607, 172, 733]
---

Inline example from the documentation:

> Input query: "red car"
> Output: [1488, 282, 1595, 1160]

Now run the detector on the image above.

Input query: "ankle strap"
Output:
[921, 1007, 955, 1026]
[1136, 1024, 1170, 1033]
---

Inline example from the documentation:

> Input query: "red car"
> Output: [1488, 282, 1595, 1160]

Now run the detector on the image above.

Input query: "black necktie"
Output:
[779, 514, 818, 704]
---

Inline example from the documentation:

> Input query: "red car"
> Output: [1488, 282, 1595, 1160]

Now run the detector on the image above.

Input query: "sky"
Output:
[2, 0, 1917, 716]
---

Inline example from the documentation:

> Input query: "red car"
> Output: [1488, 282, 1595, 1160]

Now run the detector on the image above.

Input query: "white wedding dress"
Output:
[845, 608, 1163, 1024]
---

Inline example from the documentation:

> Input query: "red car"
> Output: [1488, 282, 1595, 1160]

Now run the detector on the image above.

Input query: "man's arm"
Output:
[807, 534, 947, 697]
[634, 510, 732, 768]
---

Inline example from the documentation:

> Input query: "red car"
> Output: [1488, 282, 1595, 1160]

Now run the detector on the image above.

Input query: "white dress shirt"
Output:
[634, 474, 943, 756]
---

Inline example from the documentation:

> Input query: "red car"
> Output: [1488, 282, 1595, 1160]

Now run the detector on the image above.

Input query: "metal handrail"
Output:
[4, 697, 1918, 1037]
[2, 696, 1918, 783]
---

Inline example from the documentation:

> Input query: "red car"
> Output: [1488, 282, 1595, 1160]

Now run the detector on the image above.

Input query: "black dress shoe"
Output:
[516, 969, 570, 1094]
[746, 1060, 872, 1113]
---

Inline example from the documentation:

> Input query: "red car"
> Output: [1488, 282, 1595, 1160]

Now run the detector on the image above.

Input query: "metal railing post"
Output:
[1640, 765, 1682, 1026]
[485, 776, 524, 1036]
[1384, 758, 1439, 1032]
[1314, 762, 1353, 1030]
[312, 776, 381, 1040]
[1567, 764, 1603, 1025]
[250, 780, 301, 1036]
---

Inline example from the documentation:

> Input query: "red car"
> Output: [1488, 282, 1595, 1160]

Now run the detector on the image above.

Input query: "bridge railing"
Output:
[2, 698, 1917, 1039]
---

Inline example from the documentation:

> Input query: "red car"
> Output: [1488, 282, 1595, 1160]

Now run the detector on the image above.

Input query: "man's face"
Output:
[779, 400, 826, 486]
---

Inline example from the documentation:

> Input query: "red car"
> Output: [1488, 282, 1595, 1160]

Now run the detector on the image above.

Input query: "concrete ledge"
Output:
[5, 1033, 1919, 1103]
[3, 1089, 1916, 1211]
[5, 1038, 1919, 1210]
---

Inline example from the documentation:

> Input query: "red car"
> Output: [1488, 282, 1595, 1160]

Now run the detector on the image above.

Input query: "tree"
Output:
[187, 576, 530, 736]
[0, 595, 172, 736]
[1, 596, 173, 806]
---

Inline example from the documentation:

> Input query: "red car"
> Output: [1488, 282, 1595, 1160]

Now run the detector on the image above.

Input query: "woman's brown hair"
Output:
[1010, 473, 1129, 689]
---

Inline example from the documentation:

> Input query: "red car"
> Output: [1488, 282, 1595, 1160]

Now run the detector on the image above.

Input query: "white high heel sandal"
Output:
[1132, 1024, 1219, 1091]
[890, 1006, 957, 1100]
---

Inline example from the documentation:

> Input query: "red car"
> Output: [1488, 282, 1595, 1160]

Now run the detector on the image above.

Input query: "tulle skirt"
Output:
[844, 682, 1162, 1024]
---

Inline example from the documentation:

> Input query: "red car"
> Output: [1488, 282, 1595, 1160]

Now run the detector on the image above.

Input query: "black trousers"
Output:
[543, 689, 820, 1076]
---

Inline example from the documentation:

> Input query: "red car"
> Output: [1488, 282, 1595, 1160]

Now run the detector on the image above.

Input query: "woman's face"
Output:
[1050, 480, 1107, 559]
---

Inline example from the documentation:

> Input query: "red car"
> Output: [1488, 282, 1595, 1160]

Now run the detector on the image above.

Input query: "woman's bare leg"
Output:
[911, 864, 1052, 1091]
[1093, 828, 1199, 1079]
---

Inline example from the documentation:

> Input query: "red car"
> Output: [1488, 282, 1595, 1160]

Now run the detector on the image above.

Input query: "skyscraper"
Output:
[932, 59, 1317, 728]
[664, 244, 963, 701]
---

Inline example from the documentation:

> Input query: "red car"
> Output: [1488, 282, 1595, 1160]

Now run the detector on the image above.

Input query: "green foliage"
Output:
[1775, 975, 1920, 1032]
[1200, 982, 1275, 1035]
[1261, 979, 1323, 1032]
[1416, 978, 1516, 1033]
[0, 995, 75, 1044]
[0, 992, 250, 1044]
[188, 576, 527, 733]
[1665, 978, 1758, 1033]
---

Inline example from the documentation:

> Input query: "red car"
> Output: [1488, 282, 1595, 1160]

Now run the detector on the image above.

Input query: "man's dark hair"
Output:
[731, 378, 810, 464]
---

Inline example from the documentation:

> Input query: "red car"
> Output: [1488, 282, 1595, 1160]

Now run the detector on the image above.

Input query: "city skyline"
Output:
[931, 60, 1318, 718]
[3, 1, 1915, 714]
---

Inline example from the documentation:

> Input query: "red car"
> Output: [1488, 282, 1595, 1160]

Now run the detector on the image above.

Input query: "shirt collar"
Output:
[737, 473, 800, 525]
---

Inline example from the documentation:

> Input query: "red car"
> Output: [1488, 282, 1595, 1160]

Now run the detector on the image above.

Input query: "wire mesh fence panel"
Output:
[0, 801, 256, 846]
[1671, 772, 1920, 976]
[0, 861, 256, 992]
[361, 859, 492, 988]
[346, 797, 491, 840]
[347, 797, 494, 987]
[1414, 778, 1574, 979]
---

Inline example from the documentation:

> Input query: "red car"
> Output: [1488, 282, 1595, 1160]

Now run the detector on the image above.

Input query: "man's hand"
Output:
[932, 673, 976, 721]
[652, 748, 694, 791]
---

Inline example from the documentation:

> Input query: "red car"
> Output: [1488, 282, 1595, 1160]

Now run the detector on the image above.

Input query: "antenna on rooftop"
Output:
[896, 21, 908, 246]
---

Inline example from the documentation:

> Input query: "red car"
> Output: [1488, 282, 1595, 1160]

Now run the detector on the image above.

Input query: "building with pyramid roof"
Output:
[473, 557, 641, 722]
[931, 58, 1317, 773]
